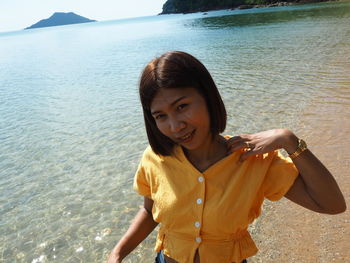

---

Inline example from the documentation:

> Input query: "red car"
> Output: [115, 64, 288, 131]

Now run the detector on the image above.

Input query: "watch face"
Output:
[300, 139, 307, 150]
[289, 139, 307, 159]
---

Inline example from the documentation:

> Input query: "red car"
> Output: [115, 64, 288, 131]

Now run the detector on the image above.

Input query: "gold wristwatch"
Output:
[289, 139, 307, 159]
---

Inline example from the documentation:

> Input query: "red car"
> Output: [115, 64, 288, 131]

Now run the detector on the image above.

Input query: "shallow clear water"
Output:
[0, 2, 349, 262]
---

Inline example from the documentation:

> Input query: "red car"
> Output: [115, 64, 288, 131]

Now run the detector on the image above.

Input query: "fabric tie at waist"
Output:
[160, 228, 250, 242]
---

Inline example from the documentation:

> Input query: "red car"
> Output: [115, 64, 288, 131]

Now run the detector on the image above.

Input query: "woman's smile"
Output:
[175, 129, 196, 144]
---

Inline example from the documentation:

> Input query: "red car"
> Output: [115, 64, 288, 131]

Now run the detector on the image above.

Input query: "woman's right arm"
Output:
[108, 197, 158, 263]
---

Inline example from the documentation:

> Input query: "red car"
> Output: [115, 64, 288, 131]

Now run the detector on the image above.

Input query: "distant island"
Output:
[25, 12, 96, 30]
[160, 0, 332, 14]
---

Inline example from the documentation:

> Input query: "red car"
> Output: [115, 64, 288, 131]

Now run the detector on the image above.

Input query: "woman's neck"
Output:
[183, 135, 227, 172]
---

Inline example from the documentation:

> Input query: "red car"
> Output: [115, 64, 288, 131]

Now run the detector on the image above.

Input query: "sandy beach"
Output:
[249, 78, 350, 261]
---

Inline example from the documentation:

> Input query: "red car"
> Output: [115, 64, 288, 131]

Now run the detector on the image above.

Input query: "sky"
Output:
[0, 0, 167, 33]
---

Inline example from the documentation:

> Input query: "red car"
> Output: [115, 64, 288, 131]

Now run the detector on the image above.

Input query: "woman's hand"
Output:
[226, 129, 298, 161]
[227, 128, 346, 214]
[106, 197, 158, 263]
[107, 248, 122, 263]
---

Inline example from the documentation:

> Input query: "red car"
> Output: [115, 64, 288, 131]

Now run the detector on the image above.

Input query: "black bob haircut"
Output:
[139, 51, 227, 156]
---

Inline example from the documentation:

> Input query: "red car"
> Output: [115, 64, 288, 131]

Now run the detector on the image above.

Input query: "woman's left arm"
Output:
[227, 129, 346, 214]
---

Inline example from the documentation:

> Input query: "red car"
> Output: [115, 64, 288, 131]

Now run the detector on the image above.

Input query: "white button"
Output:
[196, 198, 202, 205]
[195, 237, 202, 243]
[194, 221, 201, 228]
[198, 176, 204, 183]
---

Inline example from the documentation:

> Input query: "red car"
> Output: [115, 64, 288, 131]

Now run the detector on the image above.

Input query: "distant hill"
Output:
[160, 0, 331, 14]
[25, 12, 96, 30]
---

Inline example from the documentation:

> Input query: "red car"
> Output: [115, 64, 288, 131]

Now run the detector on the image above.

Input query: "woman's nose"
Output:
[169, 117, 185, 133]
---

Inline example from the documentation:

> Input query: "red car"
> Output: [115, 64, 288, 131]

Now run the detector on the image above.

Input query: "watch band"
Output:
[289, 139, 307, 159]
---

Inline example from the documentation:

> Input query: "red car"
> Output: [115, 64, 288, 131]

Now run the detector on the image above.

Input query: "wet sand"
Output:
[249, 84, 350, 262]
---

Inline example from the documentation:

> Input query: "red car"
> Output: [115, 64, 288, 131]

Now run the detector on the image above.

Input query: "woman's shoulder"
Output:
[140, 145, 177, 164]
[141, 145, 160, 162]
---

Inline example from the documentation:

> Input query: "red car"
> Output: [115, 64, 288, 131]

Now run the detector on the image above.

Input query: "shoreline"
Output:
[159, 0, 339, 15]
[233, 0, 339, 11]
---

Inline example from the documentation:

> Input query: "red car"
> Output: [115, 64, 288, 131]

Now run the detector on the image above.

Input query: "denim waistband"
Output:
[155, 250, 166, 263]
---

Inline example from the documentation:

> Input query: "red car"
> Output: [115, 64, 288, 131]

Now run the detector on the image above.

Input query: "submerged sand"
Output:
[249, 84, 350, 262]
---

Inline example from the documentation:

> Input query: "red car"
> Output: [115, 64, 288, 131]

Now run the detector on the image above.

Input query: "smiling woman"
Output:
[107, 51, 346, 263]
[139, 51, 226, 157]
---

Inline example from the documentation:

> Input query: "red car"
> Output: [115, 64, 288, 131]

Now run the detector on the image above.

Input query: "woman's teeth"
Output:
[181, 133, 191, 140]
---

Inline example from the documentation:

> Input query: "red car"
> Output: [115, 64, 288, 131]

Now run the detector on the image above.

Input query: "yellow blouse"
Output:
[133, 144, 299, 263]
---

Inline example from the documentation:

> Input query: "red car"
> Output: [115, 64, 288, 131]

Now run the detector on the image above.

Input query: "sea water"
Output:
[0, 1, 349, 262]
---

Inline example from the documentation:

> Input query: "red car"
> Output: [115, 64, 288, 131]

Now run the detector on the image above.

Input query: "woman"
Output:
[108, 51, 346, 263]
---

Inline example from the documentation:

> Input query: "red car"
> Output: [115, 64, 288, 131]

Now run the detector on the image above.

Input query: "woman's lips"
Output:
[177, 130, 195, 144]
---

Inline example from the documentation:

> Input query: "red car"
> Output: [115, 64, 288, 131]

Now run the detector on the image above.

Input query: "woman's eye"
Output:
[155, 114, 165, 120]
[177, 104, 187, 110]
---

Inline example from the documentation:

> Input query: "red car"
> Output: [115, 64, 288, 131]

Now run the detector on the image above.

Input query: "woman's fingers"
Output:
[227, 129, 287, 161]
[239, 147, 259, 162]
[226, 135, 253, 154]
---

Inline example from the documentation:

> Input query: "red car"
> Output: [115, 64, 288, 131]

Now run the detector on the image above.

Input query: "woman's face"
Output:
[150, 87, 211, 152]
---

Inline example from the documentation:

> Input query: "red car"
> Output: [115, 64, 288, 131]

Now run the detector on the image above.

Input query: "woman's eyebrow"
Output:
[151, 96, 187, 115]
[170, 96, 187, 106]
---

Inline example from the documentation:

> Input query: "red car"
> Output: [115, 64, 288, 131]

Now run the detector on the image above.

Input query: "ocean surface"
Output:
[0, 1, 349, 262]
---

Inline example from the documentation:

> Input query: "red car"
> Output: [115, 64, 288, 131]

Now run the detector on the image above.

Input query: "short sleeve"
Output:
[133, 162, 151, 198]
[263, 150, 299, 201]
